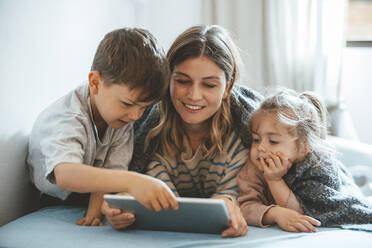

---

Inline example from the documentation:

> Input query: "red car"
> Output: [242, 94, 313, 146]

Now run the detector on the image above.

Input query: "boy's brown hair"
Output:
[91, 27, 169, 102]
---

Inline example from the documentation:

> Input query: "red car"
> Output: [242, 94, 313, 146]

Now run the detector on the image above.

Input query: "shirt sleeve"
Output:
[237, 162, 276, 227]
[146, 157, 179, 197]
[28, 113, 88, 199]
[212, 137, 249, 201]
[286, 191, 304, 214]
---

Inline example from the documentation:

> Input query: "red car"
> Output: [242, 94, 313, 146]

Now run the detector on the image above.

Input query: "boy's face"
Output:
[89, 71, 152, 130]
[249, 112, 305, 171]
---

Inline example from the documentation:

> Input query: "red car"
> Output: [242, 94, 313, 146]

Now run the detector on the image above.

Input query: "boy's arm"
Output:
[54, 162, 178, 211]
[77, 192, 104, 226]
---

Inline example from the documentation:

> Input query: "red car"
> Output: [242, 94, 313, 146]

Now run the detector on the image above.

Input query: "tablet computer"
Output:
[104, 194, 230, 234]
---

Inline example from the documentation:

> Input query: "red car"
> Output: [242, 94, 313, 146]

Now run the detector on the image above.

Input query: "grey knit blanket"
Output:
[129, 84, 263, 173]
[284, 151, 372, 227]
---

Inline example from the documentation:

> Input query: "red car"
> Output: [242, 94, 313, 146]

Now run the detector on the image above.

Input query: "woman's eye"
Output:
[204, 83, 216, 88]
[176, 79, 189, 84]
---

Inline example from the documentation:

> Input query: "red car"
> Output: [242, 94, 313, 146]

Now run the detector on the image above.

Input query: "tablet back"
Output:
[104, 194, 230, 234]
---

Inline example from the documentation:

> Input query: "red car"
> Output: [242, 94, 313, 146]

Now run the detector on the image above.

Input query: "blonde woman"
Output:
[103, 25, 262, 237]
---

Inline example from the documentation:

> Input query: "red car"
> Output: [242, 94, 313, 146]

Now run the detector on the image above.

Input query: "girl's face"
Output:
[170, 56, 230, 127]
[249, 112, 306, 171]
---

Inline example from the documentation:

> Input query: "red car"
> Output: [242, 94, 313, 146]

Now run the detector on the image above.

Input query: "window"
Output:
[347, 0, 372, 46]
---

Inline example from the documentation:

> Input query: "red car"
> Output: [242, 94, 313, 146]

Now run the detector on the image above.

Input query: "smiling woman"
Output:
[103, 24, 263, 238]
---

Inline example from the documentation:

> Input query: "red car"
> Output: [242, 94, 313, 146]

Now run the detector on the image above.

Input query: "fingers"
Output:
[76, 217, 85, 225]
[275, 152, 291, 169]
[101, 200, 122, 217]
[304, 215, 321, 227]
[76, 217, 104, 226]
[107, 212, 136, 229]
[221, 201, 248, 238]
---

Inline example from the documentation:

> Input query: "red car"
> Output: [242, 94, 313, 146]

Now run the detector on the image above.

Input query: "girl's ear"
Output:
[88, 71, 102, 95]
[300, 142, 310, 159]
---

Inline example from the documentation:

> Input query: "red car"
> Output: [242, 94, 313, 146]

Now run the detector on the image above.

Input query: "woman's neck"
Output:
[183, 121, 209, 153]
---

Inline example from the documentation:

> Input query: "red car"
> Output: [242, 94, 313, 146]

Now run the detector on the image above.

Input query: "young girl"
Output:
[238, 88, 372, 233]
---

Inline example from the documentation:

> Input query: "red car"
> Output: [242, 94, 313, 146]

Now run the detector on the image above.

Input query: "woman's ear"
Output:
[88, 71, 102, 95]
[222, 79, 233, 99]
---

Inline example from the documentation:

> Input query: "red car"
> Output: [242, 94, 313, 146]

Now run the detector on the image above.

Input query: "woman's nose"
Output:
[187, 84, 202, 100]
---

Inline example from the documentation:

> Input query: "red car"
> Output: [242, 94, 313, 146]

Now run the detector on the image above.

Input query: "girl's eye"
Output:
[252, 138, 260, 143]
[269, 140, 279, 145]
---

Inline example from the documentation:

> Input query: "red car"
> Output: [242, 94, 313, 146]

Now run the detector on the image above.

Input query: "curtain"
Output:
[202, 0, 357, 140]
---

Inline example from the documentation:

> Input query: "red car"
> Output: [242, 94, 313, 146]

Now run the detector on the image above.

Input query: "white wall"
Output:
[341, 47, 372, 145]
[0, 0, 202, 135]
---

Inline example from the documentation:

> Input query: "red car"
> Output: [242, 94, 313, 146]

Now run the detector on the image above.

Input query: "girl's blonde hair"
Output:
[145, 25, 243, 159]
[251, 88, 332, 156]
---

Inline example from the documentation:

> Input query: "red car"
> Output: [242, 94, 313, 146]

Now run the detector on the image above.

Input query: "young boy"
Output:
[27, 28, 178, 226]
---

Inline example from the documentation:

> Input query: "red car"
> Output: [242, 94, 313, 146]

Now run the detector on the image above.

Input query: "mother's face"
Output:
[169, 56, 230, 126]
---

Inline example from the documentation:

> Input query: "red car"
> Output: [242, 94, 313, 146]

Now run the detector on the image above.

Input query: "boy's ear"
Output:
[88, 71, 102, 95]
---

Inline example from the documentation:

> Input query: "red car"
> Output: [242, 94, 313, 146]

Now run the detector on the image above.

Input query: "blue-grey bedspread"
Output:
[1, 206, 371, 248]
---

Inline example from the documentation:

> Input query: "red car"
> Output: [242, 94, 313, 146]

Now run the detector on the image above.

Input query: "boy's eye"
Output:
[122, 101, 133, 107]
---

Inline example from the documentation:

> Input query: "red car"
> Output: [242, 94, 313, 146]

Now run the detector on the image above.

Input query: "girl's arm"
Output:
[260, 152, 303, 213]
[266, 179, 303, 213]
[238, 161, 276, 227]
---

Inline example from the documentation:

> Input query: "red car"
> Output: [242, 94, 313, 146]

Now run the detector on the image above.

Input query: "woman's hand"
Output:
[101, 200, 136, 229]
[270, 206, 321, 232]
[260, 152, 291, 181]
[217, 197, 248, 238]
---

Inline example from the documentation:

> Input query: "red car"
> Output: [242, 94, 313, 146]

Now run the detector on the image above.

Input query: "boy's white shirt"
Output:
[27, 82, 133, 200]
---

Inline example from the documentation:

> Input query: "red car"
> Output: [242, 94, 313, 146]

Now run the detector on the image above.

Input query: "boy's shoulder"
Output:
[33, 83, 91, 130]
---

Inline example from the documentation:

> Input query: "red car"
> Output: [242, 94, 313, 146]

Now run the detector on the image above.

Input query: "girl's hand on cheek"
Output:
[260, 152, 289, 181]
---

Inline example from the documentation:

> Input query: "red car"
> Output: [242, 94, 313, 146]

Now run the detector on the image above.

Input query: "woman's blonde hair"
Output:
[145, 25, 243, 159]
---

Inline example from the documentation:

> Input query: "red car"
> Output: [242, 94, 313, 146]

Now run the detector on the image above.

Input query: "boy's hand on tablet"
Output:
[127, 173, 179, 212]
[101, 200, 135, 229]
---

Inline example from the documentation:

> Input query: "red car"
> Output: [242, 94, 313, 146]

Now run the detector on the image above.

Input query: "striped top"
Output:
[146, 132, 249, 200]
